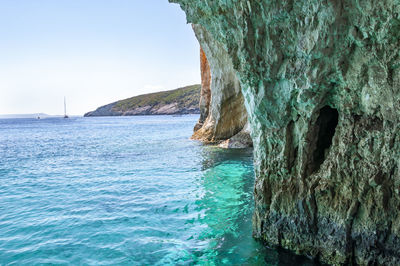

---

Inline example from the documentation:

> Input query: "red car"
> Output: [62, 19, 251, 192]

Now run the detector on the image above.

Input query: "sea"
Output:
[0, 115, 315, 265]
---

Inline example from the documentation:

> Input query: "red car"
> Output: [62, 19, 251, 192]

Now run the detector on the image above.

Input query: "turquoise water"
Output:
[0, 115, 313, 265]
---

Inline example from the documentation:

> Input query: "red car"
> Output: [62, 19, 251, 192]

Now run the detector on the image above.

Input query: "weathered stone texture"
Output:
[171, 0, 400, 264]
[194, 47, 212, 132]
[191, 24, 249, 145]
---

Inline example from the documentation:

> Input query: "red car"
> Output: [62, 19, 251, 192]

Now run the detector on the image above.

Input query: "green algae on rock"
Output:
[171, 0, 400, 264]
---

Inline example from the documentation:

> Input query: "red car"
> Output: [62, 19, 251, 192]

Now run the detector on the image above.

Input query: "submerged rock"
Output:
[171, 0, 400, 264]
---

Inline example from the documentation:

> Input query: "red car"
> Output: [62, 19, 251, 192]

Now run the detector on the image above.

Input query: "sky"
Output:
[0, 0, 200, 115]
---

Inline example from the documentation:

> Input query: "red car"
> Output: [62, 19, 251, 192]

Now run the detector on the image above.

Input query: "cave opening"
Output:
[311, 106, 339, 173]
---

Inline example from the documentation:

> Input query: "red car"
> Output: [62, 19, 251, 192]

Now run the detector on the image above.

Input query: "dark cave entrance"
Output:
[309, 106, 339, 174]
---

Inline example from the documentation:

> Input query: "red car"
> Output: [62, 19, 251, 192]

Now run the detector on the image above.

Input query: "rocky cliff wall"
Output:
[171, 0, 400, 264]
[191, 24, 250, 147]
[193, 47, 212, 132]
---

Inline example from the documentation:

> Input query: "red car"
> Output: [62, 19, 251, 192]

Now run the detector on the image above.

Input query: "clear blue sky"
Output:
[0, 0, 200, 115]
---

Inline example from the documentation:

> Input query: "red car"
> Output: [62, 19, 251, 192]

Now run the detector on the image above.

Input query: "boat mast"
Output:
[64, 97, 68, 118]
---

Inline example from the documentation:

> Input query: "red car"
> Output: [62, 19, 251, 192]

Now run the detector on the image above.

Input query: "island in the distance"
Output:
[84, 84, 200, 117]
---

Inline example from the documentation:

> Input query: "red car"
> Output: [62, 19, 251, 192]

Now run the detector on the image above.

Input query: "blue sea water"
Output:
[0, 115, 314, 265]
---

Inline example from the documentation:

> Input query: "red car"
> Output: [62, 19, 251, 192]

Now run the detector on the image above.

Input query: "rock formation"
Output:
[191, 25, 251, 147]
[193, 47, 212, 132]
[171, 0, 400, 264]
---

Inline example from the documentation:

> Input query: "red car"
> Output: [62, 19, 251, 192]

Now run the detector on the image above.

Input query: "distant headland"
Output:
[84, 84, 201, 117]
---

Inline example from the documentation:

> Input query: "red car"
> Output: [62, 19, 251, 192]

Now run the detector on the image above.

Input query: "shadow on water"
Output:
[190, 146, 319, 266]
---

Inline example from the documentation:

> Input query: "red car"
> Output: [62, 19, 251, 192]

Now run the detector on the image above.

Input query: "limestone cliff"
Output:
[191, 25, 251, 147]
[171, 0, 400, 264]
[193, 47, 211, 132]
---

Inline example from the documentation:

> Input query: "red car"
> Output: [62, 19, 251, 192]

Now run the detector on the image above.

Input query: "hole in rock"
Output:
[285, 120, 298, 171]
[310, 106, 339, 173]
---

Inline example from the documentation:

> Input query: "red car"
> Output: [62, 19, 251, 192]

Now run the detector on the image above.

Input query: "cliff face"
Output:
[193, 47, 212, 132]
[84, 85, 200, 117]
[191, 24, 251, 147]
[171, 0, 400, 264]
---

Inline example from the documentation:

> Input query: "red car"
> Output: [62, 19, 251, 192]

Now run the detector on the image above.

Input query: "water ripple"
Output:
[0, 116, 315, 265]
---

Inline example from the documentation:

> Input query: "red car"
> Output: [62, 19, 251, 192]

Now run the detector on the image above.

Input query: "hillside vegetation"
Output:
[84, 85, 201, 117]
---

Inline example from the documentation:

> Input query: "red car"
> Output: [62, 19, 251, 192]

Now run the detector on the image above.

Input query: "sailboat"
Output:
[64, 97, 69, 119]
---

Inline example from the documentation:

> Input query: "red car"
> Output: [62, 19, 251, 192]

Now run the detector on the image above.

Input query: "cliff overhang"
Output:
[171, 0, 400, 264]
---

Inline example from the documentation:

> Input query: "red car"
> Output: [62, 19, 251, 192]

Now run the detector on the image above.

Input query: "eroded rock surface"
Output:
[171, 0, 400, 264]
[191, 24, 250, 146]
[218, 122, 253, 148]
[193, 47, 212, 132]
